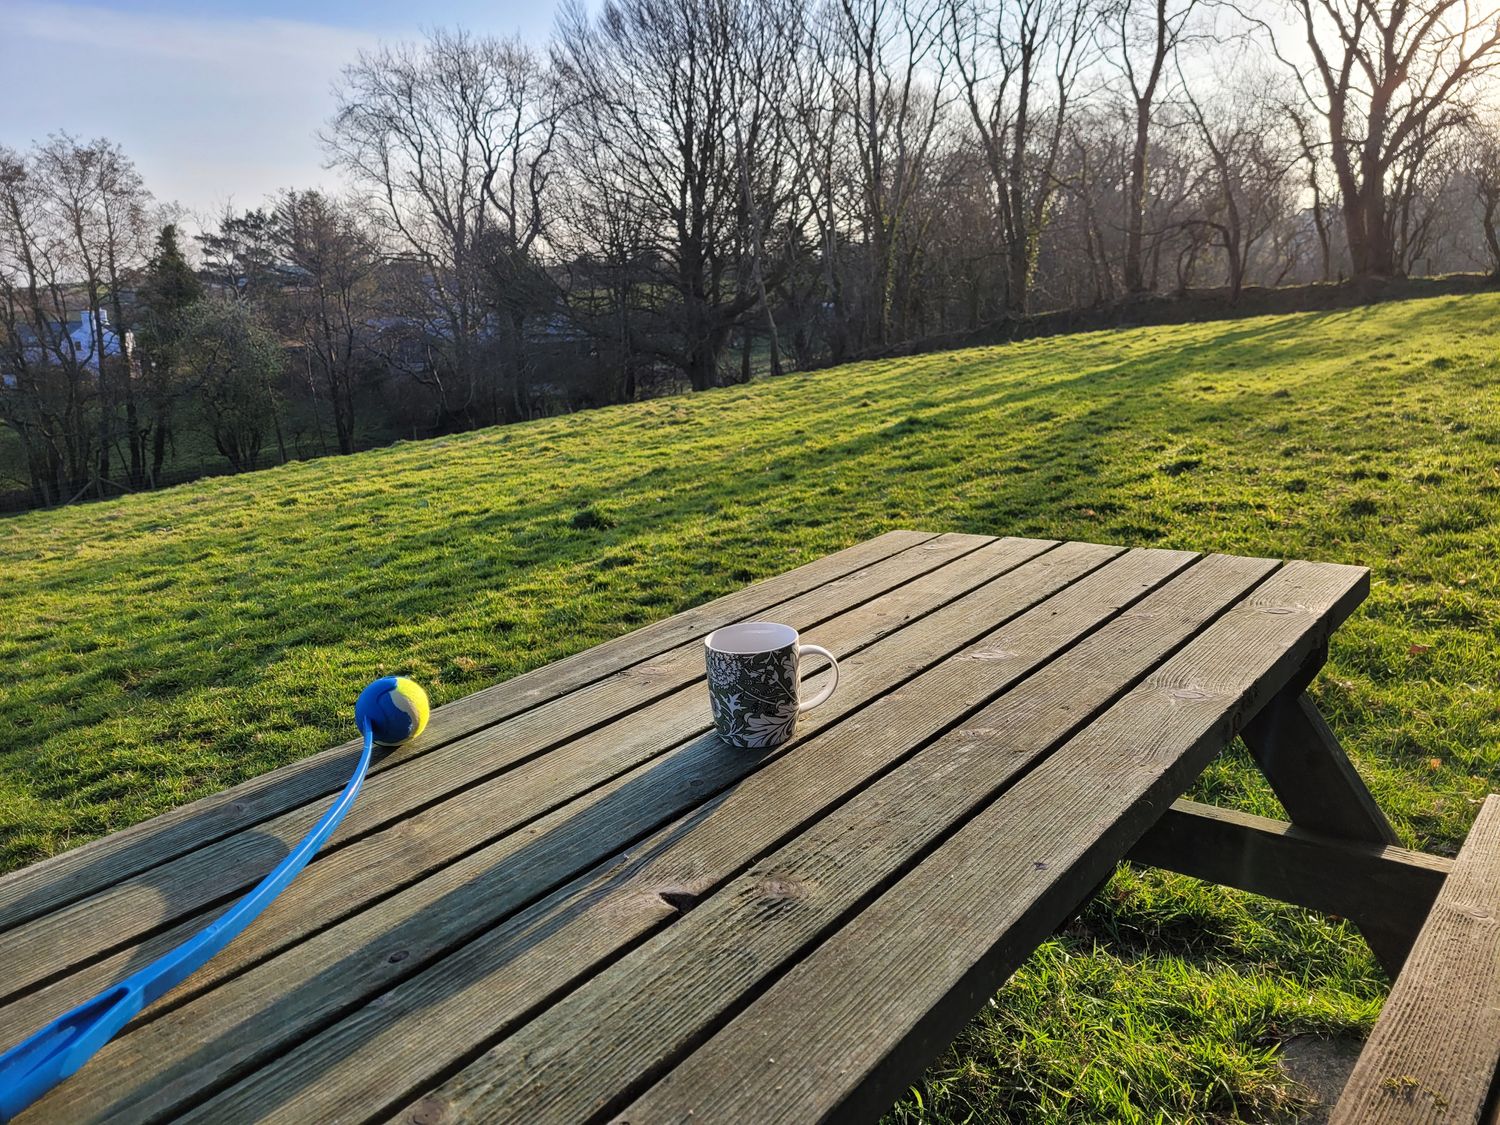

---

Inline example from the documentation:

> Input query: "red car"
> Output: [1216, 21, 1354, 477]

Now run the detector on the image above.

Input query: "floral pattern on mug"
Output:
[706, 646, 799, 748]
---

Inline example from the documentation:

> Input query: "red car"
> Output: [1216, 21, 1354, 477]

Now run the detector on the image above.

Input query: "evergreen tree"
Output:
[142, 224, 202, 310]
[136, 224, 203, 481]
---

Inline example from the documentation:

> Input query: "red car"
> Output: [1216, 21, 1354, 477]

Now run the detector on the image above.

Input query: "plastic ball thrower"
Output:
[0, 676, 430, 1121]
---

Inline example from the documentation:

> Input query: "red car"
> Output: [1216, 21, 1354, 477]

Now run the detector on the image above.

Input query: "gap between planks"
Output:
[14, 537, 1120, 1120]
[0, 531, 995, 1010]
[0, 530, 940, 934]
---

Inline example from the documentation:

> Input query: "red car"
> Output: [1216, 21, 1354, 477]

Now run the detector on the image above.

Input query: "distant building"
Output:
[1, 308, 133, 388]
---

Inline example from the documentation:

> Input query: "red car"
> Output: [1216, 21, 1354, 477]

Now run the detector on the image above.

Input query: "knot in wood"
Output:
[757, 877, 807, 902]
[408, 1095, 451, 1124]
[965, 649, 1013, 662]
[658, 888, 701, 913]
[1170, 686, 1210, 701]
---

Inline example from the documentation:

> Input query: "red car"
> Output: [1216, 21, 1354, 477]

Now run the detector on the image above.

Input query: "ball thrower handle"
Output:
[0, 726, 378, 1121]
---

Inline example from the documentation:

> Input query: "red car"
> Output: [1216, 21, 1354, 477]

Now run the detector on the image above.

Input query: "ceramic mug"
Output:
[703, 622, 840, 749]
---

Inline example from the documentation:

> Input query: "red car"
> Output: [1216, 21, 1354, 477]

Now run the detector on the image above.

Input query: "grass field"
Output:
[3, 292, 1498, 1121]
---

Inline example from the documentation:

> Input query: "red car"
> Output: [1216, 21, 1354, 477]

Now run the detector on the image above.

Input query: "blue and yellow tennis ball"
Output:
[354, 676, 430, 746]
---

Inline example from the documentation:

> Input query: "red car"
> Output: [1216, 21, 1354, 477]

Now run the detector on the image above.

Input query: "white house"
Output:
[1, 308, 132, 388]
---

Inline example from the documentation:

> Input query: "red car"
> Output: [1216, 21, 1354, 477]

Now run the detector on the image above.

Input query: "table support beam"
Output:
[1127, 799, 1451, 972]
[1237, 653, 1410, 974]
[1242, 688, 1398, 848]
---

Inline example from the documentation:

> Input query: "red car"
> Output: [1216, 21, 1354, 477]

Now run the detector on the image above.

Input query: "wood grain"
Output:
[602, 559, 1367, 1125]
[1128, 798, 1450, 967]
[18, 541, 1121, 1121]
[162, 548, 1198, 1125]
[1242, 688, 1398, 846]
[0, 533, 991, 1003]
[0, 530, 935, 936]
[1330, 794, 1500, 1125]
[1241, 685, 1404, 974]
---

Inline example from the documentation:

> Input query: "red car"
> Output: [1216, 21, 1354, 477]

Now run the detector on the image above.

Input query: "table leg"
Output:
[1239, 657, 1411, 974]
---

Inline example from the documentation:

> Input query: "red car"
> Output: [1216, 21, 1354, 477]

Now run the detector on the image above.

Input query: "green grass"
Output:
[4, 292, 1499, 1120]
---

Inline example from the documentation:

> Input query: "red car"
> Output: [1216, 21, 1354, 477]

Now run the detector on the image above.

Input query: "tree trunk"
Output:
[1345, 176, 1396, 279]
[1482, 193, 1500, 276]
[151, 416, 168, 484]
[1005, 236, 1031, 315]
[740, 329, 753, 384]
[1124, 100, 1152, 294]
[92, 307, 111, 496]
[685, 335, 719, 391]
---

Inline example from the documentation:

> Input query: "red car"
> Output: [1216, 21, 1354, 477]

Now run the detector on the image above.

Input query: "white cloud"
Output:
[9, 2, 377, 75]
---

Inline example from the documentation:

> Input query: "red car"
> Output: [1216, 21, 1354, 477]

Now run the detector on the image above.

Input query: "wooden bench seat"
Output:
[1330, 794, 1500, 1124]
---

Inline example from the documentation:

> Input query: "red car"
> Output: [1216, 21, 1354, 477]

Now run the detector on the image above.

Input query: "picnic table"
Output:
[0, 530, 1476, 1123]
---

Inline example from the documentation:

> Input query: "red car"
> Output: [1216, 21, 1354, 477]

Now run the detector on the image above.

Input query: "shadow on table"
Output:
[89, 725, 777, 1120]
[0, 826, 293, 1053]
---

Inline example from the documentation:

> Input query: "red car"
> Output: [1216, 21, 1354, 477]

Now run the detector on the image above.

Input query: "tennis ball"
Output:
[355, 676, 431, 746]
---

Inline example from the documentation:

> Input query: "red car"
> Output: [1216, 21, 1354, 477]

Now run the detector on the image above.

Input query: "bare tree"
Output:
[1051, 105, 1128, 303]
[326, 29, 561, 424]
[1101, 0, 1202, 293]
[817, 0, 954, 346]
[1282, 99, 1337, 280]
[779, 13, 862, 361]
[1273, 0, 1500, 278]
[0, 146, 92, 504]
[944, 0, 1096, 312]
[1180, 71, 1297, 298]
[0, 140, 150, 504]
[34, 134, 151, 491]
[556, 0, 800, 390]
[1466, 114, 1500, 275]
[272, 190, 380, 454]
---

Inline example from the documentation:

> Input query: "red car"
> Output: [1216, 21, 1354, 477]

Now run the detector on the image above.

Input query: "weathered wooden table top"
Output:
[0, 531, 1374, 1123]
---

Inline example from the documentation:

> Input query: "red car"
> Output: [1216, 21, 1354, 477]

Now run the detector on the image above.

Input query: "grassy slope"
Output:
[3, 293, 1498, 1121]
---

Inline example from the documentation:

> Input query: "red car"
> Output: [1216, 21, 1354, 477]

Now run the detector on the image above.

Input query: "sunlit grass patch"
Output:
[3, 291, 1498, 1120]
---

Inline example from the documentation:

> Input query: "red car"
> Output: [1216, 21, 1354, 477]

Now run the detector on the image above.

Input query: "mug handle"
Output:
[797, 644, 840, 711]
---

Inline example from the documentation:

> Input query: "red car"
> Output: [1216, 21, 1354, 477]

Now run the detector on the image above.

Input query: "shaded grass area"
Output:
[2, 293, 1498, 1120]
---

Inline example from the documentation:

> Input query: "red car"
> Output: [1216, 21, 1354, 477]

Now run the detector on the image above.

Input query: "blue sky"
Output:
[0, 1, 561, 221]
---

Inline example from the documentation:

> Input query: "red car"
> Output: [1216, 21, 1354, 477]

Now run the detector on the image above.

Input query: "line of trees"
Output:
[5, 0, 1500, 508]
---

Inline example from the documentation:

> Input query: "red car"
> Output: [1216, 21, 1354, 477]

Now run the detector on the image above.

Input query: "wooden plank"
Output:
[373, 553, 1278, 1125]
[1330, 795, 1500, 1125]
[0, 533, 992, 1004]
[0, 535, 1062, 1051]
[1127, 798, 1451, 967]
[229, 549, 1258, 1125]
[607, 560, 1369, 1125]
[0, 530, 936, 934]
[148, 548, 1206, 1125]
[17, 540, 1129, 1122]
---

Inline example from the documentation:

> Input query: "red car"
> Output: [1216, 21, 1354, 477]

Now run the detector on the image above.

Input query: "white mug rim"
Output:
[704, 621, 799, 655]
